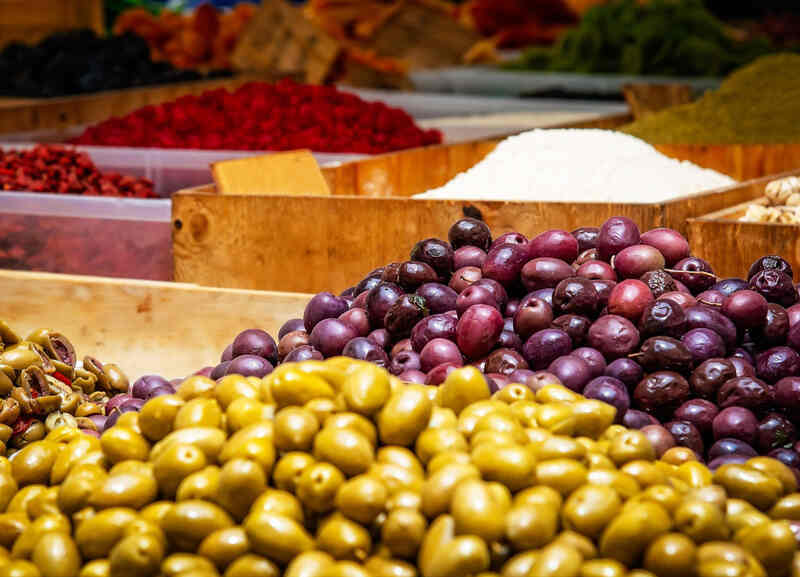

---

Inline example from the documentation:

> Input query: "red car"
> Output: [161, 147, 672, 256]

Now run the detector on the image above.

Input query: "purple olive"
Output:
[684, 306, 737, 349]
[748, 255, 794, 281]
[492, 232, 528, 249]
[105, 394, 134, 416]
[660, 291, 697, 311]
[605, 358, 643, 389]
[514, 297, 553, 340]
[338, 308, 371, 337]
[587, 315, 640, 359]
[640, 228, 689, 267]
[367, 329, 391, 352]
[385, 295, 428, 339]
[768, 448, 800, 469]
[756, 346, 800, 383]
[420, 338, 463, 372]
[399, 261, 439, 291]
[775, 376, 800, 411]
[416, 283, 458, 315]
[708, 455, 749, 470]
[721, 290, 768, 330]
[639, 298, 686, 338]
[210, 362, 231, 380]
[709, 437, 758, 460]
[456, 304, 504, 360]
[88, 414, 108, 433]
[304, 292, 349, 332]
[522, 258, 575, 291]
[284, 346, 324, 363]
[342, 337, 390, 367]
[381, 263, 402, 284]
[528, 229, 579, 263]
[576, 260, 617, 281]
[309, 319, 358, 358]
[614, 244, 666, 279]
[410, 314, 457, 352]
[352, 292, 369, 310]
[639, 270, 677, 299]
[146, 385, 175, 399]
[553, 277, 599, 317]
[607, 280, 653, 323]
[220, 343, 234, 363]
[410, 238, 454, 282]
[130, 375, 170, 400]
[551, 314, 592, 347]
[520, 370, 564, 392]
[636, 336, 693, 374]
[474, 279, 509, 312]
[486, 374, 511, 392]
[456, 285, 500, 316]
[749, 269, 798, 307]
[623, 409, 659, 429]
[505, 299, 520, 318]
[571, 347, 606, 379]
[482, 243, 530, 288]
[713, 278, 748, 297]
[583, 376, 630, 422]
[279, 318, 306, 340]
[449, 218, 492, 251]
[752, 303, 790, 346]
[728, 357, 756, 378]
[689, 358, 736, 399]
[634, 371, 690, 418]
[717, 375, 773, 410]
[523, 328, 573, 369]
[757, 412, 797, 453]
[485, 348, 528, 376]
[226, 355, 274, 378]
[391, 339, 413, 356]
[497, 330, 523, 353]
[696, 290, 726, 308]
[576, 249, 600, 265]
[397, 369, 427, 384]
[598, 216, 640, 261]
[788, 304, 800, 328]
[682, 328, 727, 365]
[572, 227, 599, 252]
[713, 406, 758, 444]
[449, 266, 482, 293]
[591, 280, 617, 308]
[547, 356, 592, 392]
[231, 329, 277, 364]
[664, 421, 704, 456]
[674, 399, 719, 437]
[425, 362, 460, 386]
[529, 288, 554, 306]
[641, 425, 677, 457]
[453, 246, 488, 270]
[670, 257, 717, 294]
[366, 282, 405, 329]
[355, 271, 383, 297]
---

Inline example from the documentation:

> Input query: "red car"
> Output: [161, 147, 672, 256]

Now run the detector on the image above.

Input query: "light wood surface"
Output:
[0, 75, 273, 134]
[213, 150, 331, 196]
[687, 169, 800, 279]
[0, 0, 104, 50]
[0, 270, 310, 379]
[654, 143, 800, 181]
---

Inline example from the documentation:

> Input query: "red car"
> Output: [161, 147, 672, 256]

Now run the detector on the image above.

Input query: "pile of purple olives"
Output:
[211, 217, 800, 472]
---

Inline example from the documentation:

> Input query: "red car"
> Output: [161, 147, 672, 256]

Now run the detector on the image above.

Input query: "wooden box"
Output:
[0, 270, 310, 379]
[0, 0, 104, 50]
[172, 116, 765, 294]
[687, 170, 800, 279]
[0, 74, 275, 135]
[654, 144, 800, 182]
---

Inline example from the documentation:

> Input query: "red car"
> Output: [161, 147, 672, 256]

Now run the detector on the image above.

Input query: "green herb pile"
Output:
[505, 0, 774, 77]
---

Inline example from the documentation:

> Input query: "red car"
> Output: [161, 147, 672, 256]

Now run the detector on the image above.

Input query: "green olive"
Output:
[562, 484, 622, 539]
[198, 527, 250, 570]
[173, 398, 223, 430]
[99, 428, 149, 465]
[269, 369, 335, 408]
[160, 554, 218, 577]
[770, 493, 800, 520]
[243, 511, 314, 564]
[274, 408, 320, 452]
[428, 407, 458, 429]
[50, 437, 100, 485]
[621, 461, 667, 488]
[0, 474, 17, 513]
[505, 502, 558, 550]
[553, 531, 597, 561]
[7, 485, 47, 516]
[341, 364, 391, 416]
[218, 437, 275, 476]
[471, 443, 536, 492]
[217, 458, 267, 521]
[161, 500, 234, 551]
[427, 451, 471, 475]
[737, 520, 796, 577]
[528, 542, 582, 577]
[101, 364, 128, 394]
[4, 560, 41, 577]
[535, 403, 577, 436]
[226, 399, 274, 434]
[421, 463, 480, 518]
[451, 479, 510, 543]
[661, 447, 699, 466]
[11, 514, 70, 559]
[637, 485, 681, 515]
[513, 485, 563, 509]
[535, 436, 587, 461]
[458, 401, 511, 436]
[316, 561, 371, 577]
[362, 556, 416, 577]
[472, 412, 526, 444]
[673, 500, 729, 543]
[439, 366, 491, 415]
[215, 375, 259, 410]
[376, 447, 423, 475]
[381, 507, 426, 559]
[303, 399, 340, 427]
[284, 551, 335, 577]
[152, 442, 207, 498]
[536, 458, 588, 496]
[493, 383, 535, 404]
[79, 560, 109, 577]
[501, 551, 539, 577]
[313, 427, 374, 477]
[272, 452, 315, 493]
[586, 469, 641, 500]
[250, 490, 304, 524]
[0, 513, 29, 549]
[75, 508, 138, 559]
[578, 559, 627, 577]
[607, 430, 655, 466]
[714, 465, 783, 511]
[414, 428, 467, 466]
[223, 554, 278, 577]
[86, 470, 156, 510]
[599, 502, 672, 566]
[316, 513, 372, 561]
[10, 441, 60, 486]
[377, 386, 433, 447]
[418, 515, 489, 577]
[324, 414, 377, 447]
[175, 466, 221, 502]
[31, 533, 80, 577]
[176, 375, 216, 400]
[138, 396, 185, 442]
[151, 428, 226, 465]
[643, 533, 697, 577]
[334, 474, 387, 525]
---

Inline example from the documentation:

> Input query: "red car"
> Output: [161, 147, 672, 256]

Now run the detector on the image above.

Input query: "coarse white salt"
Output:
[413, 129, 735, 203]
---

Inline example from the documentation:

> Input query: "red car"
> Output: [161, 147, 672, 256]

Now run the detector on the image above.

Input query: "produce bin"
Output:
[0, 269, 310, 379]
[687, 170, 800, 279]
[172, 117, 765, 295]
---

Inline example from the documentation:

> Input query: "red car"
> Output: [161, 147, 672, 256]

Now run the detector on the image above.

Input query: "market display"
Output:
[506, 0, 774, 76]
[623, 54, 800, 145]
[0, 30, 212, 98]
[0, 146, 156, 198]
[113, 3, 257, 70]
[1, 357, 799, 577]
[0, 322, 131, 451]
[741, 176, 800, 224]
[413, 129, 734, 202]
[71, 81, 442, 153]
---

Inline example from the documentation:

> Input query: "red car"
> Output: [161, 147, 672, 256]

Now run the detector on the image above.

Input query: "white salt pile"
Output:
[414, 129, 735, 203]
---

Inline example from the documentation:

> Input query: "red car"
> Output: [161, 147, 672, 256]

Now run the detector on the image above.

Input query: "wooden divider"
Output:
[654, 143, 800, 182]
[0, 270, 310, 379]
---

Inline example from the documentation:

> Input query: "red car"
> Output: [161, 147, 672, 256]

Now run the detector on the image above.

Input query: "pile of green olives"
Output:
[0, 321, 129, 451]
[0, 358, 797, 577]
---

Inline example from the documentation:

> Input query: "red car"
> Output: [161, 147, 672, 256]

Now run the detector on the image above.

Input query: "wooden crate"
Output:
[687, 170, 800, 279]
[655, 143, 800, 181]
[172, 116, 765, 294]
[0, 270, 310, 379]
[0, 74, 274, 134]
[0, 0, 104, 50]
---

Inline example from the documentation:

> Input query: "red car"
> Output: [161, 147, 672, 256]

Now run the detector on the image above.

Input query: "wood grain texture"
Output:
[0, 0, 104, 49]
[0, 270, 310, 379]
[655, 143, 800, 181]
[0, 74, 273, 134]
[688, 170, 800, 279]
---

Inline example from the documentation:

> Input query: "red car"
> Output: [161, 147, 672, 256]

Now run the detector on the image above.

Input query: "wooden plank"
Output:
[0, 270, 311, 380]
[687, 169, 800, 279]
[0, 74, 273, 134]
[655, 143, 800, 181]
[0, 0, 104, 49]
